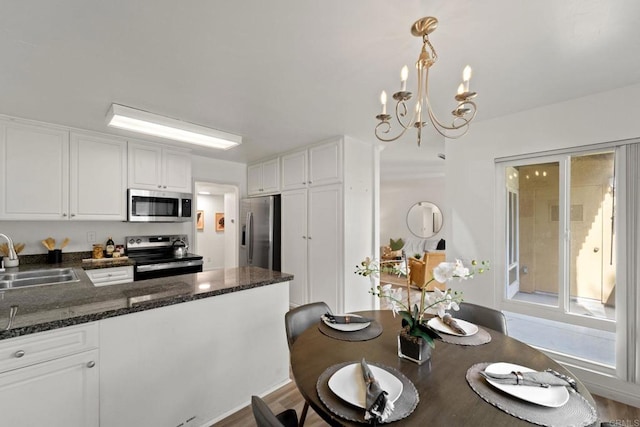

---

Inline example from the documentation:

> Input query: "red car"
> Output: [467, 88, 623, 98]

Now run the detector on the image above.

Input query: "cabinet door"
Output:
[281, 150, 307, 190]
[247, 163, 263, 195]
[128, 142, 162, 190]
[162, 149, 192, 192]
[0, 349, 99, 427]
[70, 133, 127, 220]
[0, 120, 69, 219]
[261, 158, 280, 193]
[281, 189, 308, 306]
[309, 139, 342, 187]
[307, 184, 343, 312]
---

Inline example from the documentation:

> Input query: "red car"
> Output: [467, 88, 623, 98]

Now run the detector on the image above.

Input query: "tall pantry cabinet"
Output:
[279, 136, 374, 313]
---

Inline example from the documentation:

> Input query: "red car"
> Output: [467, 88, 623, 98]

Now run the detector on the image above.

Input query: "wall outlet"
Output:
[87, 231, 96, 243]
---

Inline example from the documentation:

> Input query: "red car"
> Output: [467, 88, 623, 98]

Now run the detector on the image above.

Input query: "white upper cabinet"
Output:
[70, 132, 127, 220]
[0, 121, 128, 221]
[280, 150, 308, 191]
[280, 138, 343, 192]
[247, 158, 279, 196]
[309, 138, 342, 186]
[0, 120, 69, 220]
[128, 141, 191, 193]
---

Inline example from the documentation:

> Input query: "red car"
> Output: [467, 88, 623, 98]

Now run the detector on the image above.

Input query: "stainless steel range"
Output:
[125, 234, 203, 281]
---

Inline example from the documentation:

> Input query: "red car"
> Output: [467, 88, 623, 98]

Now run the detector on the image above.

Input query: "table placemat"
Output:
[435, 326, 492, 346]
[318, 320, 383, 341]
[317, 361, 419, 424]
[466, 362, 598, 427]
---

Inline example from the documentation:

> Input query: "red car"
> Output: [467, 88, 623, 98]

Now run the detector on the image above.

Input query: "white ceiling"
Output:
[2, 0, 640, 178]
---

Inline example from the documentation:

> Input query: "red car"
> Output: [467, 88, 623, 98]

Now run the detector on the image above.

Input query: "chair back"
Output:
[251, 395, 297, 427]
[285, 302, 331, 349]
[455, 302, 508, 334]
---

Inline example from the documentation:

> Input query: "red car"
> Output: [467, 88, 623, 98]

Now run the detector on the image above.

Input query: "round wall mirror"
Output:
[406, 201, 443, 238]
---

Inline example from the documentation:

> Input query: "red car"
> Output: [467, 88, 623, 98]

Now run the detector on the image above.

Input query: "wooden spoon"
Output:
[60, 238, 70, 249]
[46, 237, 55, 250]
[42, 239, 52, 250]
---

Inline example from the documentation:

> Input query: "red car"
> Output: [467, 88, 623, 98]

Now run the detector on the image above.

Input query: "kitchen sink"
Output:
[0, 268, 79, 289]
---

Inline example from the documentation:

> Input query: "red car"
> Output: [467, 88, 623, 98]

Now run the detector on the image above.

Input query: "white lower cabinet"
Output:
[0, 324, 99, 427]
[281, 189, 308, 306]
[281, 185, 342, 311]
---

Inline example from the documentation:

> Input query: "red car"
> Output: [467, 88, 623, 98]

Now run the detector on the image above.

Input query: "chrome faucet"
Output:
[0, 233, 18, 271]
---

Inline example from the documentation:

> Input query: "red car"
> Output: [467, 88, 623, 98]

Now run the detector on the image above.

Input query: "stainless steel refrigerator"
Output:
[239, 195, 281, 270]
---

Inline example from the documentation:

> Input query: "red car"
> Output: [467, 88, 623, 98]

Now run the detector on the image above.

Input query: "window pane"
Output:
[569, 152, 615, 320]
[508, 162, 560, 307]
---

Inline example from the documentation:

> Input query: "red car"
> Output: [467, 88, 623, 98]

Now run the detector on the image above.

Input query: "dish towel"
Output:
[480, 369, 576, 390]
[442, 314, 467, 335]
[323, 313, 372, 324]
[361, 358, 394, 425]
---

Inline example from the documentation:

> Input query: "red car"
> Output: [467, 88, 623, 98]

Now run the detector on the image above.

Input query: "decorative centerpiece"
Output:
[356, 254, 488, 364]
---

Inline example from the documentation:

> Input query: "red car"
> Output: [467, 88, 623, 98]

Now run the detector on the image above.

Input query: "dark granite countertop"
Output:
[0, 262, 293, 340]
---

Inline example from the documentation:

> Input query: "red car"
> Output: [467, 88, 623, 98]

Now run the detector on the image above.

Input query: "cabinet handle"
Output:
[302, 236, 307, 239]
[86, 361, 96, 368]
[308, 236, 312, 240]
[163, 185, 167, 189]
[62, 213, 67, 217]
[14, 350, 25, 358]
[70, 213, 76, 217]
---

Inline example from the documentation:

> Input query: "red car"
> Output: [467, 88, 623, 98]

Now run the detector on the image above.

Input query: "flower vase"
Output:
[397, 326, 432, 365]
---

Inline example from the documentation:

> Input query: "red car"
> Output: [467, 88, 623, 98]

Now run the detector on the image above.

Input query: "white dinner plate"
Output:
[328, 363, 403, 408]
[426, 316, 479, 336]
[322, 314, 371, 332]
[483, 362, 570, 408]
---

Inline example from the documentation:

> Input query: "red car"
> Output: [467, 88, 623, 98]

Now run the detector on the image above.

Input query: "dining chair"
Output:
[284, 301, 331, 349]
[251, 395, 298, 427]
[284, 301, 331, 427]
[455, 302, 508, 335]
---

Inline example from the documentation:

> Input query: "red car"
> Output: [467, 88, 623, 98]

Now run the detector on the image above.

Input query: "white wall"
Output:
[196, 194, 226, 270]
[446, 83, 640, 403]
[380, 177, 446, 246]
[446, 82, 640, 307]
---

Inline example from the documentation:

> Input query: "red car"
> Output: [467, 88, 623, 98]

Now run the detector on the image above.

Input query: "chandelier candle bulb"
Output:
[463, 65, 472, 92]
[400, 65, 408, 91]
[380, 91, 387, 115]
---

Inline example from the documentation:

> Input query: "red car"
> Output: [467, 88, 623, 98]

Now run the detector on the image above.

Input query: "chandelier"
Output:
[375, 17, 478, 146]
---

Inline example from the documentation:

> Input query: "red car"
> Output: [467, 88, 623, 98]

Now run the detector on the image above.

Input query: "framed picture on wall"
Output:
[197, 210, 204, 230]
[215, 212, 225, 231]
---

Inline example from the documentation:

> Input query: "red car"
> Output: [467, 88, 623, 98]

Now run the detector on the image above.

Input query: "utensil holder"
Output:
[47, 249, 62, 264]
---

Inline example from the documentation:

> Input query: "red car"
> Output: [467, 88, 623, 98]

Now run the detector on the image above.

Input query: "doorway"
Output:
[194, 181, 239, 270]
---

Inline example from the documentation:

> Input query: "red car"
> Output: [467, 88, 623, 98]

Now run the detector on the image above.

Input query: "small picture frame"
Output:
[196, 210, 204, 230]
[215, 212, 225, 231]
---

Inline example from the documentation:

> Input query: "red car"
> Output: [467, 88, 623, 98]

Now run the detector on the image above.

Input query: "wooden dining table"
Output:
[289, 310, 599, 426]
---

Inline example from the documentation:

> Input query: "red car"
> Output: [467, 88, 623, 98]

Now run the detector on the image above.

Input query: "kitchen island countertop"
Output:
[0, 264, 292, 340]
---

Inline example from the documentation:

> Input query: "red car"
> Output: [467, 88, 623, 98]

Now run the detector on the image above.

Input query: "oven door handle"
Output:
[246, 211, 254, 265]
[136, 260, 203, 272]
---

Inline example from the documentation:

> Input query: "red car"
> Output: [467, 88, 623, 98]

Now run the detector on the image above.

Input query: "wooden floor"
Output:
[212, 377, 640, 426]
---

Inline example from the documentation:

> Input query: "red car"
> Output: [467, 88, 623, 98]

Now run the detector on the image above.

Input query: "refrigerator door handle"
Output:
[246, 211, 254, 265]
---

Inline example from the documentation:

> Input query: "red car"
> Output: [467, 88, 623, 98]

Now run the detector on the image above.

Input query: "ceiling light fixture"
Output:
[375, 17, 478, 146]
[106, 104, 242, 150]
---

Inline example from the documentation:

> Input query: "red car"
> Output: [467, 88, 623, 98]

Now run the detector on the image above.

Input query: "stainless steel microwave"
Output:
[127, 189, 193, 222]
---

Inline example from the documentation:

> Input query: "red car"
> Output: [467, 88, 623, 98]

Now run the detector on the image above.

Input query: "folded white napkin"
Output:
[361, 358, 394, 424]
